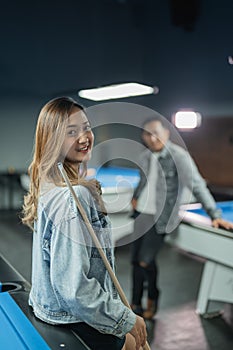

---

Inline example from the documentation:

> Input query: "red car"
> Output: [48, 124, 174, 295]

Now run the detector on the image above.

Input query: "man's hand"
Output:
[212, 218, 233, 230]
[131, 198, 137, 210]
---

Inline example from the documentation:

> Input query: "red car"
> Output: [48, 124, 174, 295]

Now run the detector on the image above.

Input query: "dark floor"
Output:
[1, 210, 233, 350]
[115, 243, 233, 350]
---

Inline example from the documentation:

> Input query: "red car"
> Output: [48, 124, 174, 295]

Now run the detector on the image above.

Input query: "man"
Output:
[130, 116, 233, 320]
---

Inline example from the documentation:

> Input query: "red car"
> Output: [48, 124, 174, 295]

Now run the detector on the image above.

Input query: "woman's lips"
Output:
[77, 144, 90, 153]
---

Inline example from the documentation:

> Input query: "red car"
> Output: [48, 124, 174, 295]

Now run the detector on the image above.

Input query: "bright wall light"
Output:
[78, 82, 155, 101]
[172, 111, 202, 129]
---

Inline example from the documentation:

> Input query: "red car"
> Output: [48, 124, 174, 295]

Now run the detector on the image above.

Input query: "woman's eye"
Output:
[85, 125, 92, 131]
[68, 130, 77, 135]
[67, 124, 91, 136]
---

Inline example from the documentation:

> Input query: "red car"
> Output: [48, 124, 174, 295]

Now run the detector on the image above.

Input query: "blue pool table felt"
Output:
[88, 166, 140, 189]
[186, 201, 233, 223]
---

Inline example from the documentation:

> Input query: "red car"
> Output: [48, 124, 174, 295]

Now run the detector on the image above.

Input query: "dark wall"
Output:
[180, 117, 233, 187]
[0, 0, 233, 189]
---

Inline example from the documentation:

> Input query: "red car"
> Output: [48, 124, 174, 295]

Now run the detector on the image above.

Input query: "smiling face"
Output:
[61, 107, 94, 165]
[142, 120, 170, 152]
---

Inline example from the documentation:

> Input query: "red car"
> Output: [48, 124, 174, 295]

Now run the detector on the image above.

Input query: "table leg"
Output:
[196, 260, 216, 315]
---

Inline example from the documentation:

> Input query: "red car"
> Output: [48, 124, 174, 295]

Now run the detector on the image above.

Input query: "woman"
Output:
[22, 96, 147, 350]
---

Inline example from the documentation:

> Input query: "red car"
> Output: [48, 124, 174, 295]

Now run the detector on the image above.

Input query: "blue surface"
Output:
[0, 292, 50, 349]
[89, 166, 140, 189]
[187, 201, 233, 222]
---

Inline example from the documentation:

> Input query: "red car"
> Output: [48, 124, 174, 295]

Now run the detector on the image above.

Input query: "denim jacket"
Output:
[29, 185, 136, 338]
[133, 141, 221, 233]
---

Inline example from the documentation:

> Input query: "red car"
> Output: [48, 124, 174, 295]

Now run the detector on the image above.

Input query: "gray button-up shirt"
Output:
[133, 141, 221, 233]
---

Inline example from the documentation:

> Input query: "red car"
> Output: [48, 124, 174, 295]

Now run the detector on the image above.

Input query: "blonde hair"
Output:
[22, 96, 105, 229]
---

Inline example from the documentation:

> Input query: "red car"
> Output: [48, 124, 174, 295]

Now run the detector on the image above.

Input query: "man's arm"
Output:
[184, 154, 233, 230]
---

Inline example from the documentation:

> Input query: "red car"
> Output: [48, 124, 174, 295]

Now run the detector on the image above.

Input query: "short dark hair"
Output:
[141, 115, 165, 129]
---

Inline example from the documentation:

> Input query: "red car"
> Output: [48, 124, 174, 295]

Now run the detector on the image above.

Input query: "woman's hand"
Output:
[129, 315, 147, 350]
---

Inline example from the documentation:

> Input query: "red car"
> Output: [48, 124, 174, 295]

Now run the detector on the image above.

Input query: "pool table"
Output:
[90, 166, 140, 192]
[88, 166, 139, 242]
[166, 201, 233, 316]
[0, 256, 90, 350]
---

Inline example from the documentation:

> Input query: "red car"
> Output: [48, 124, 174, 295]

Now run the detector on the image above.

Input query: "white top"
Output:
[136, 152, 159, 214]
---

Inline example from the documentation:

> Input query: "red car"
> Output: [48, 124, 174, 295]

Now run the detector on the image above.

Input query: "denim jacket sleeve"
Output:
[133, 150, 150, 200]
[188, 157, 221, 219]
[174, 146, 222, 220]
[49, 186, 136, 337]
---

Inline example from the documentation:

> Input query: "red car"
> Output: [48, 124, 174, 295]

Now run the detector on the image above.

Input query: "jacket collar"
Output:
[158, 140, 171, 159]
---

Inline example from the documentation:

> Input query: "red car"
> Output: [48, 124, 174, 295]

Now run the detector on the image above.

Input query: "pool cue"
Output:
[57, 163, 150, 350]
